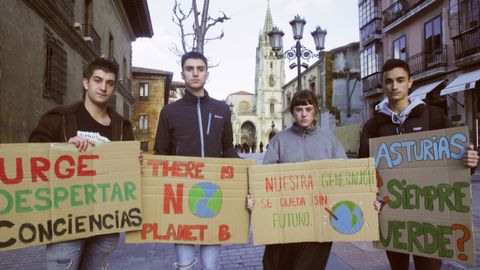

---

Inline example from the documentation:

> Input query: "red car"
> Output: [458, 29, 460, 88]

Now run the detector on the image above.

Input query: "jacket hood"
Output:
[375, 97, 425, 124]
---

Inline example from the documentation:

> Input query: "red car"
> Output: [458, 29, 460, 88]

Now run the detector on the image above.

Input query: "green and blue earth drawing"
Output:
[188, 182, 222, 218]
[329, 201, 364, 234]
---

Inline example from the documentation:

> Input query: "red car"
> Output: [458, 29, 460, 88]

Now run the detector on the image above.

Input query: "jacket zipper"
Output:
[196, 98, 205, 157]
[207, 112, 212, 135]
[62, 115, 67, 142]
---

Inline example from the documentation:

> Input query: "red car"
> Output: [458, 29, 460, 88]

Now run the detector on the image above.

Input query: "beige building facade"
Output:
[131, 67, 173, 154]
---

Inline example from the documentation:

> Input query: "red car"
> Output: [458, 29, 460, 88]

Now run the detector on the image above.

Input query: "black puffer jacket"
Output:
[357, 102, 448, 158]
[154, 89, 238, 158]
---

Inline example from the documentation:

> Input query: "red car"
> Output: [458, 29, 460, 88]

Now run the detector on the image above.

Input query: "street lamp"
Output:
[268, 15, 327, 91]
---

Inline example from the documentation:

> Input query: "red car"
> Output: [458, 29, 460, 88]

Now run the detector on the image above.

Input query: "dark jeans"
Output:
[263, 242, 332, 270]
[386, 250, 442, 270]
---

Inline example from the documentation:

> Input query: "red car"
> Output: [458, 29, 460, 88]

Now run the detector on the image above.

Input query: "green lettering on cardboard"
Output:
[453, 182, 469, 213]
[53, 187, 68, 208]
[404, 185, 416, 209]
[34, 188, 51, 211]
[423, 185, 438, 211]
[437, 225, 453, 258]
[407, 221, 424, 252]
[387, 179, 402, 209]
[110, 183, 123, 202]
[423, 222, 437, 254]
[124, 181, 137, 201]
[437, 184, 454, 212]
[70, 185, 83, 207]
[84, 184, 97, 204]
[15, 189, 32, 213]
[392, 220, 407, 250]
[379, 222, 393, 247]
[0, 190, 13, 215]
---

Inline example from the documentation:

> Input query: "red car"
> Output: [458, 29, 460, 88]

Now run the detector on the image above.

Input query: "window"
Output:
[359, 0, 379, 28]
[122, 57, 127, 82]
[460, 0, 480, 32]
[139, 115, 149, 133]
[140, 142, 148, 152]
[393, 35, 407, 61]
[139, 83, 149, 101]
[270, 103, 275, 114]
[44, 28, 67, 104]
[309, 82, 316, 92]
[424, 16, 443, 65]
[360, 43, 382, 78]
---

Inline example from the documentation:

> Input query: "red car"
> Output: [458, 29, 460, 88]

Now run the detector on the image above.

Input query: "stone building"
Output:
[0, 0, 152, 143]
[225, 6, 285, 150]
[131, 67, 173, 153]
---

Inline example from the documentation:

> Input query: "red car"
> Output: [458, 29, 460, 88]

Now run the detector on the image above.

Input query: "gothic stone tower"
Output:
[254, 5, 285, 145]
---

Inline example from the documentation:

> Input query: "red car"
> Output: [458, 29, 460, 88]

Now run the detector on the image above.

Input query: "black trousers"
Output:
[386, 250, 442, 270]
[263, 242, 332, 270]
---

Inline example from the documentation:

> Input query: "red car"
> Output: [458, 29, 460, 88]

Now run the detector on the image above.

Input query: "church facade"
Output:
[225, 7, 285, 151]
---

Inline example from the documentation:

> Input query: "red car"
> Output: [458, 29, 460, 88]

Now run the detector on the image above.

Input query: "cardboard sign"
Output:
[126, 155, 254, 244]
[0, 142, 142, 251]
[249, 158, 379, 245]
[370, 126, 476, 266]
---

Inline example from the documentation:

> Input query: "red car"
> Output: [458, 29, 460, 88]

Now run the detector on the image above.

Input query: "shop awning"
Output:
[440, 69, 480, 96]
[409, 80, 445, 100]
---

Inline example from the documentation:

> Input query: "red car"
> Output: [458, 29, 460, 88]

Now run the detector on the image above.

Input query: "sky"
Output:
[132, 0, 360, 100]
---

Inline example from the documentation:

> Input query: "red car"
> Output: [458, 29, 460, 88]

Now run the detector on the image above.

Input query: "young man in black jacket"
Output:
[29, 58, 133, 270]
[154, 51, 239, 270]
[358, 58, 478, 270]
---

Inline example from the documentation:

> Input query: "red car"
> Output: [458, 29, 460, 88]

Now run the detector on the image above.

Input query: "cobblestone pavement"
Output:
[0, 154, 478, 269]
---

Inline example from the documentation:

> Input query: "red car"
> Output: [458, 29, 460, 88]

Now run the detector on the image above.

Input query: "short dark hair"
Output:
[288, 89, 319, 115]
[85, 58, 119, 81]
[181, 51, 208, 70]
[381, 58, 411, 78]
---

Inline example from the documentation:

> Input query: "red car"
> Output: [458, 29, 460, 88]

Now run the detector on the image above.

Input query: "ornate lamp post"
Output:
[268, 15, 327, 91]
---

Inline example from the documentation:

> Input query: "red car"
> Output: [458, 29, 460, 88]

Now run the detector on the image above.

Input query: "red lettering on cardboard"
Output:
[77, 155, 98, 176]
[220, 166, 234, 179]
[218, 224, 230, 241]
[0, 158, 23, 184]
[164, 184, 183, 214]
[141, 223, 208, 241]
[30, 157, 49, 182]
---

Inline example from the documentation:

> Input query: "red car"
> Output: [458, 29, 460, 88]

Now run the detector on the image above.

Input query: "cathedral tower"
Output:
[254, 5, 285, 144]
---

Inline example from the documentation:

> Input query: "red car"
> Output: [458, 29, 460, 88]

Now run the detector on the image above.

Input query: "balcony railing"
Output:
[362, 72, 383, 93]
[383, 0, 425, 26]
[407, 45, 447, 76]
[83, 24, 101, 56]
[452, 26, 480, 60]
[360, 18, 382, 45]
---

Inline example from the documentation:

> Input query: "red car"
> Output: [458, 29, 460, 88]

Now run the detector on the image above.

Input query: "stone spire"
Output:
[260, 1, 273, 44]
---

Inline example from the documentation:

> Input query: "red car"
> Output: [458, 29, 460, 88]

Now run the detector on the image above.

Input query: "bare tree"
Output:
[170, 0, 230, 58]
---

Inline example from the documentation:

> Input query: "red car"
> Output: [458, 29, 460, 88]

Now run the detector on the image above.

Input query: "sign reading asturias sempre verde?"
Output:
[371, 126, 476, 266]
[0, 142, 142, 251]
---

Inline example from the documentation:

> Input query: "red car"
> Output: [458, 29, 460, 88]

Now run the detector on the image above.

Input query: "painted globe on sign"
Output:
[329, 201, 364, 234]
[188, 182, 223, 218]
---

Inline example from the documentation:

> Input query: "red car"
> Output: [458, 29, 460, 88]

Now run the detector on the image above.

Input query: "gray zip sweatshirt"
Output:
[262, 123, 347, 164]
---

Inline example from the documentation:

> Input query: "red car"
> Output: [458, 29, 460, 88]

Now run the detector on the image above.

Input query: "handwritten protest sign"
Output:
[370, 126, 476, 266]
[126, 155, 254, 244]
[249, 158, 379, 244]
[0, 142, 142, 251]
